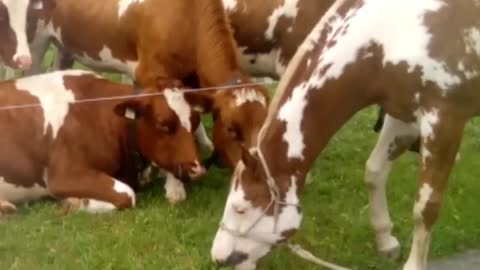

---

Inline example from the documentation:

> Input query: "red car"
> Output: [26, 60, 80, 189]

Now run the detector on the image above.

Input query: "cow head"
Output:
[211, 147, 303, 269]
[187, 85, 269, 169]
[114, 84, 207, 180]
[0, 0, 55, 70]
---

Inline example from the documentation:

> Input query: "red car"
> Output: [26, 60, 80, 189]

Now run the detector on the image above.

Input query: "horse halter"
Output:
[219, 147, 301, 245]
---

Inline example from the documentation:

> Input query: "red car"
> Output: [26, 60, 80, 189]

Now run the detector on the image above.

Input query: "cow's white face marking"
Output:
[278, 83, 309, 160]
[212, 164, 302, 267]
[163, 89, 192, 132]
[233, 88, 267, 107]
[76, 46, 138, 78]
[2, 0, 31, 62]
[118, 0, 144, 18]
[222, 0, 237, 11]
[464, 27, 480, 56]
[414, 183, 433, 219]
[15, 71, 93, 138]
[113, 178, 136, 207]
[265, 0, 299, 40]
[0, 176, 49, 203]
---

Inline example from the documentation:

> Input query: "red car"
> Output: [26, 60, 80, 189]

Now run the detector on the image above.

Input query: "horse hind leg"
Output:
[403, 110, 466, 270]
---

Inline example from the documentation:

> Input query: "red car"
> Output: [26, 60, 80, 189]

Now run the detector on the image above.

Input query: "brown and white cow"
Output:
[223, 0, 334, 78]
[0, 0, 52, 70]
[211, 0, 480, 269]
[22, 0, 269, 195]
[0, 70, 206, 214]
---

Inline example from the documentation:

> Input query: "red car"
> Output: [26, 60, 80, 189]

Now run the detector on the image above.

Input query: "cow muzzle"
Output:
[13, 54, 32, 70]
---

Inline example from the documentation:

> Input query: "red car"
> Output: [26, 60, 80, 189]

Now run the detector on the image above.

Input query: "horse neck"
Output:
[258, 70, 376, 192]
[194, 0, 244, 86]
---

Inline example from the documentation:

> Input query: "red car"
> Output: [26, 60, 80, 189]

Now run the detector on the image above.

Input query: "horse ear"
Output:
[240, 145, 263, 179]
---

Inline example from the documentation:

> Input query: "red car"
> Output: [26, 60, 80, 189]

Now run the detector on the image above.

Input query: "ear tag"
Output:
[125, 108, 136, 120]
[32, 1, 44, 10]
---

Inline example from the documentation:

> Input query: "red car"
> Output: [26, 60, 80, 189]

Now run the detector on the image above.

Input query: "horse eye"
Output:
[233, 204, 246, 215]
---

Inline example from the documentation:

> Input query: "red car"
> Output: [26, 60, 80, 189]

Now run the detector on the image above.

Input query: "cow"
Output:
[210, 0, 480, 270]
[18, 0, 269, 200]
[0, 0, 50, 70]
[0, 70, 206, 214]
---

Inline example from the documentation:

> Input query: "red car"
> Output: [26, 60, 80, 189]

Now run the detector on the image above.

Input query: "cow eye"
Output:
[227, 124, 242, 141]
[156, 122, 175, 134]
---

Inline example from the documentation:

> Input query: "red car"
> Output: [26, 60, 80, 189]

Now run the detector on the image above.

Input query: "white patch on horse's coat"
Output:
[457, 62, 479, 79]
[415, 108, 439, 165]
[418, 108, 439, 141]
[278, 83, 309, 159]
[118, 0, 144, 18]
[113, 179, 136, 207]
[164, 88, 192, 132]
[297, 0, 461, 95]
[0, 177, 49, 203]
[464, 27, 480, 55]
[15, 71, 92, 138]
[265, 0, 299, 40]
[3, 0, 31, 62]
[233, 88, 267, 107]
[414, 183, 433, 219]
[222, 0, 237, 11]
[83, 199, 117, 213]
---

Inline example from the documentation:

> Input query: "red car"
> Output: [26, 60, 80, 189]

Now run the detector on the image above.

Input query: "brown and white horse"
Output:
[211, 0, 480, 270]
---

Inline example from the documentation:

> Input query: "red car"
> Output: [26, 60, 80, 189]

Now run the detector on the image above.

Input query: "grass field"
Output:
[1, 54, 480, 270]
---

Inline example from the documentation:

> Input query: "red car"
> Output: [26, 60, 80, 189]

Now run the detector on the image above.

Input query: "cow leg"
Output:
[195, 123, 214, 152]
[403, 113, 465, 270]
[48, 169, 136, 214]
[52, 47, 75, 71]
[23, 35, 50, 76]
[164, 172, 187, 204]
[365, 115, 419, 259]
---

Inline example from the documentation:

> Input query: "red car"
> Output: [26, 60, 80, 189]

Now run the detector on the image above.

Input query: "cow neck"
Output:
[124, 87, 148, 184]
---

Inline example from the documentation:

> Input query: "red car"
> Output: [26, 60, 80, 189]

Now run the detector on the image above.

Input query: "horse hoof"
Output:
[378, 237, 401, 261]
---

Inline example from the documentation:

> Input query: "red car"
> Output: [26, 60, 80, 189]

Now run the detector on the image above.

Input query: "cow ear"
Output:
[114, 100, 146, 120]
[184, 92, 214, 113]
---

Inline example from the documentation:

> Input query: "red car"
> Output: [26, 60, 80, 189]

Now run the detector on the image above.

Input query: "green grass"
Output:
[2, 53, 480, 269]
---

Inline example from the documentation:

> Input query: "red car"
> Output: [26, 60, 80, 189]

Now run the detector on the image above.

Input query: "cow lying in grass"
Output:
[0, 70, 206, 215]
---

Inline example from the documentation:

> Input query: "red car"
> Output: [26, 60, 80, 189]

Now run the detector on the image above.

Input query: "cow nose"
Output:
[188, 161, 206, 180]
[215, 252, 249, 267]
[13, 55, 32, 70]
